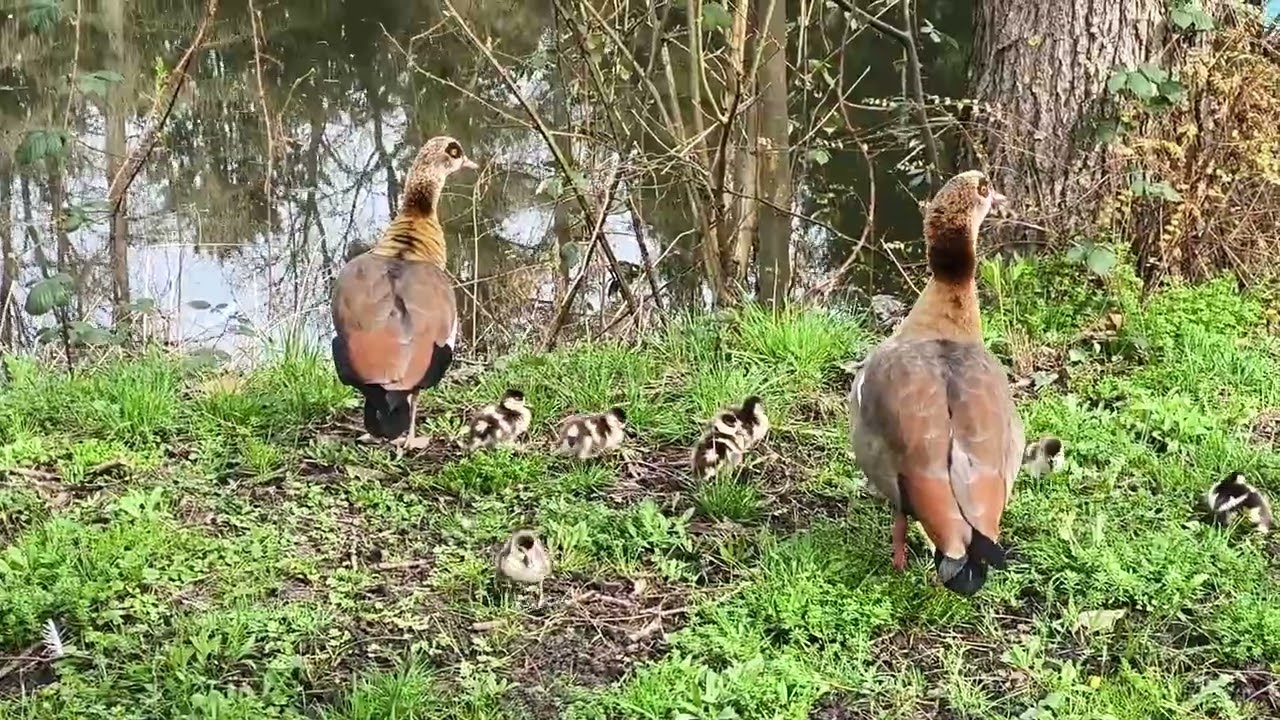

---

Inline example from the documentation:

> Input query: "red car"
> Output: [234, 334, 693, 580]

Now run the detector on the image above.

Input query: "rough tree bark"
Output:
[0, 152, 13, 346]
[754, 0, 792, 307]
[967, 0, 1165, 241]
[106, 0, 132, 323]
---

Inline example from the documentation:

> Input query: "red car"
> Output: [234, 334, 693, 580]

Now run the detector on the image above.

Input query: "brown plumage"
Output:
[554, 407, 628, 459]
[691, 410, 749, 481]
[847, 170, 1020, 596]
[331, 136, 478, 449]
[465, 388, 533, 451]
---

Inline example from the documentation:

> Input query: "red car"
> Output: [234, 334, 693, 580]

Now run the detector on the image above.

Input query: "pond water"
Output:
[0, 0, 971, 361]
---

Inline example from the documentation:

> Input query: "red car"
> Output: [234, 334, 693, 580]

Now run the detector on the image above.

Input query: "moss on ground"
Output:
[1, 253, 1279, 718]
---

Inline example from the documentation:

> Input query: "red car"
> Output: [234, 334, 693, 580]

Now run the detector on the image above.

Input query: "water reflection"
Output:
[0, 0, 971, 360]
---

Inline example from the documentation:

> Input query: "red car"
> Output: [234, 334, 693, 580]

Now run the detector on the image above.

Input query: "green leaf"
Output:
[1105, 70, 1129, 94]
[63, 206, 89, 232]
[1138, 63, 1168, 84]
[805, 148, 831, 166]
[1127, 73, 1157, 99]
[701, 3, 733, 30]
[1170, 7, 1194, 29]
[1094, 119, 1120, 144]
[130, 298, 158, 314]
[76, 70, 125, 99]
[1159, 80, 1186, 104]
[24, 274, 73, 316]
[188, 300, 212, 310]
[1066, 244, 1089, 264]
[15, 129, 70, 166]
[1086, 247, 1118, 277]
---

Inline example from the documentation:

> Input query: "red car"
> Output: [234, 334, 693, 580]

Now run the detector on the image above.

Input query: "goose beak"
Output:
[990, 190, 1007, 208]
[461, 156, 480, 171]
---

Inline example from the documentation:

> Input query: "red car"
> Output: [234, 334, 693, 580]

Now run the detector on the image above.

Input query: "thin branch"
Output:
[625, 195, 666, 317]
[541, 170, 624, 351]
[105, 0, 220, 212]
[443, 0, 639, 315]
[831, 0, 941, 191]
[804, 141, 876, 301]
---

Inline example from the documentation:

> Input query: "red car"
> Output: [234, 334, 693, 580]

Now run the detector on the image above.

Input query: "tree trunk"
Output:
[754, 0, 792, 307]
[0, 152, 13, 347]
[728, 0, 757, 284]
[968, 0, 1165, 241]
[106, 0, 131, 324]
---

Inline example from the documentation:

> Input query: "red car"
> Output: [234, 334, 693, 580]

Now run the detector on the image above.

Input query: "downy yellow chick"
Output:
[495, 528, 553, 584]
[691, 410, 749, 481]
[464, 388, 532, 451]
[554, 407, 628, 459]
[1204, 471, 1273, 534]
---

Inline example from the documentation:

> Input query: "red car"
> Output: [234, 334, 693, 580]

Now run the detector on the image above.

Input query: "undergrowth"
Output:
[1, 251, 1279, 719]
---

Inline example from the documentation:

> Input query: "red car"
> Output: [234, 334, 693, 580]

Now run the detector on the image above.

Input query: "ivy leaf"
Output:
[129, 298, 157, 314]
[1086, 247, 1118, 278]
[805, 148, 831, 166]
[24, 273, 73, 316]
[1159, 80, 1186, 104]
[188, 300, 212, 310]
[1170, 7, 1194, 29]
[1138, 64, 1168, 84]
[701, 3, 733, 31]
[1105, 70, 1129, 94]
[1127, 73, 1157, 99]
[76, 70, 125, 99]
[15, 128, 70, 166]
[1094, 119, 1120, 144]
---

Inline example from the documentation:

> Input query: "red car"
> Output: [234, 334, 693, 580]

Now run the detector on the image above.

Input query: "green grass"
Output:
[1, 255, 1279, 718]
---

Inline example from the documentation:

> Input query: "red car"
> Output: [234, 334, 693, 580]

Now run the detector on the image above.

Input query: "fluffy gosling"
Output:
[1022, 435, 1065, 478]
[554, 407, 628, 459]
[464, 388, 532, 451]
[495, 528, 553, 585]
[1204, 471, 1273, 534]
[691, 410, 749, 481]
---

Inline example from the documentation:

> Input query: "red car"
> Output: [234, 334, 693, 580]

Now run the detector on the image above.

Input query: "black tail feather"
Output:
[361, 386, 412, 439]
[968, 528, 1008, 570]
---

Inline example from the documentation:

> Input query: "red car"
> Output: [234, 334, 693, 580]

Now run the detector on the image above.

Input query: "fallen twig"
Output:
[105, 0, 219, 213]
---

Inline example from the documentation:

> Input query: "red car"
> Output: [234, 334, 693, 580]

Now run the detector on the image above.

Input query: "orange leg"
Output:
[891, 512, 908, 572]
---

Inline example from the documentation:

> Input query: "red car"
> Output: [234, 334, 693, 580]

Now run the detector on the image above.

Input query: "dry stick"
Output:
[443, 0, 639, 317]
[625, 196, 665, 316]
[541, 170, 623, 351]
[832, 0, 940, 192]
[105, 0, 219, 214]
[61, 0, 83, 130]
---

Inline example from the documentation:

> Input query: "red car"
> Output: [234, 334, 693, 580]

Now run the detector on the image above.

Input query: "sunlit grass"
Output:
[1, 272, 1279, 718]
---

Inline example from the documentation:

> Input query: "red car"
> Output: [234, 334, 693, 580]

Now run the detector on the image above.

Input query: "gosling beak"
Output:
[990, 190, 1007, 208]
[461, 156, 480, 171]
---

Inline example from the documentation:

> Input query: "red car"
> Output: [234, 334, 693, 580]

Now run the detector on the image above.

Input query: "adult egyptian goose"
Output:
[331, 136, 477, 449]
[848, 170, 1020, 596]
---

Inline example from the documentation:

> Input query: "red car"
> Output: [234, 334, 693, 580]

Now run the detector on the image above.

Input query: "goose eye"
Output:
[446, 142, 462, 159]
[977, 178, 990, 197]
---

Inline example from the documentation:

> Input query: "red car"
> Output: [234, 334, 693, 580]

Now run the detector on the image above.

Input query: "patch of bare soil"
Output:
[1235, 665, 1280, 713]
[506, 577, 690, 718]
[1248, 409, 1280, 448]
